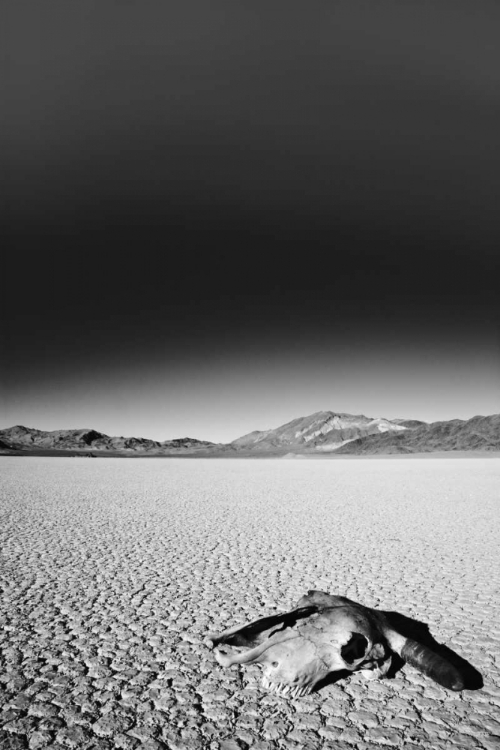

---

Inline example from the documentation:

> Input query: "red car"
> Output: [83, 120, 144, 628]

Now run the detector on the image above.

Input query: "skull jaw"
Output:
[261, 657, 331, 698]
[257, 639, 392, 697]
[260, 653, 391, 697]
[261, 674, 317, 698]
[211, 644, 327, 697]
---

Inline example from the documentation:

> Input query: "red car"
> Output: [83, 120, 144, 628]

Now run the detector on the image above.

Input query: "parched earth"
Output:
[0, 457, 499, 750]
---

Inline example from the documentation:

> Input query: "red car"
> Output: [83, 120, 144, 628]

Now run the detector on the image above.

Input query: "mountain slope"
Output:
[333, 414, 500, 454]
[231, 411, 410, 453]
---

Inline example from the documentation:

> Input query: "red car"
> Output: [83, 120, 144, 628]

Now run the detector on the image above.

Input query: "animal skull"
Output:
[207, 591, 463, 697]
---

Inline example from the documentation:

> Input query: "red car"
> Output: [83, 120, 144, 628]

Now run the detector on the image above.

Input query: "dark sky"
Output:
[3, 1, 499, 441]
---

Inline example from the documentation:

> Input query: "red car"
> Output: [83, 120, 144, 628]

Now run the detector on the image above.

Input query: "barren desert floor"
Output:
[1, 457, 499, 750]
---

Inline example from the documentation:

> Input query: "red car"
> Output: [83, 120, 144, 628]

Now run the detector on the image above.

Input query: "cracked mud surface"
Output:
[1, 457, 499, 749]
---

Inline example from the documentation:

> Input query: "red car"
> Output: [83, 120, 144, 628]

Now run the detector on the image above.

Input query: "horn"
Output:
[383, 626, 463, 690]
[401, 639, 464, 691]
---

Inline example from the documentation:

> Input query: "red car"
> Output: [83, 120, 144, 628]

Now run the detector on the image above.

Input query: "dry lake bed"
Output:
[1, 457, 499, 750]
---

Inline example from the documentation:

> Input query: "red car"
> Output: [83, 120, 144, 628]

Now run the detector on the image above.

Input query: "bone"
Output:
[213, 628, 298, 666]
[208, 590, 466, 697]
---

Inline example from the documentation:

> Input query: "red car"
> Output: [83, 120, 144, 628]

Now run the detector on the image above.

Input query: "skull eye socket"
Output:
[341, 632, 368, 664]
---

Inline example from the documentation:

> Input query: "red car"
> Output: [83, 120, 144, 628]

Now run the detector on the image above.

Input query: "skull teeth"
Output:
[292, 685, 311, 698]
[262, 679, 312, 698]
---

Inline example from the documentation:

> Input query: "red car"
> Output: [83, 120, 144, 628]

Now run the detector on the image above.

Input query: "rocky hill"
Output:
[0, 425, 218, 456]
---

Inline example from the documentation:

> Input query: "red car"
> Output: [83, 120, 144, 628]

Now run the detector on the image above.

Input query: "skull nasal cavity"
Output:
[341, 633, 368, 664]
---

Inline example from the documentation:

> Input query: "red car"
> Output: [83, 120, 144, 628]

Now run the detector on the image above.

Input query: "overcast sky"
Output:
[3, 0, 499, 441]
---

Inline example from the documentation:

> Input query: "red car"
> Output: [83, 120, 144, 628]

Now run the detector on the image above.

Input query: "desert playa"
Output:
[1, 457, 499, 749]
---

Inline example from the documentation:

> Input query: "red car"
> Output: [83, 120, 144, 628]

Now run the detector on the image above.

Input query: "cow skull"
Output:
[206, 591, 463, 697]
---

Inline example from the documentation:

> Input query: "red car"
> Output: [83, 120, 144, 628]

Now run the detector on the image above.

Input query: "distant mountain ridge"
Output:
[0, 425, 218, 455]
[1, 412, 499, 456]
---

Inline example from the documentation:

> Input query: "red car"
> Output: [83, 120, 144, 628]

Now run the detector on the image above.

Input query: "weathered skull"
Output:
[207, 591, 463, 697]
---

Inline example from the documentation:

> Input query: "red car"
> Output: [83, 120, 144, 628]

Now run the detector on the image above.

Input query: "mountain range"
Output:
[1, 411, 499, 457]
